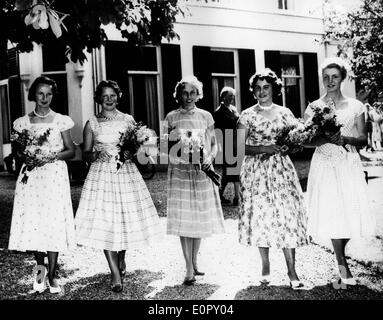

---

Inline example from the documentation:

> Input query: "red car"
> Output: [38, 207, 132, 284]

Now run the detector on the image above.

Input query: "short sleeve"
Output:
[56, 114, 74, 132]
[162, 113, 172, 135]
[13, 116, 28, 133]
[205, 112, 214, 129]
[304, 103, 315, 119]
[283, 107, 299, 126]
[354, 100, 366, 118]
[238, 111, 250, 128]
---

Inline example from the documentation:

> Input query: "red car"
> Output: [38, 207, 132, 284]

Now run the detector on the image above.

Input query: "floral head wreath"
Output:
[173, 75, 204, 103]
[249, 68, 283, 93]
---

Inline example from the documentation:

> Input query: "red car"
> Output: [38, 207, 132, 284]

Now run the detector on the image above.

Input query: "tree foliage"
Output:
[0, 0, 217, 64]
[323, 0, 383, 97]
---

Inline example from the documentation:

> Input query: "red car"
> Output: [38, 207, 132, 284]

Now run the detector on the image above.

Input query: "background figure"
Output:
[305, 58, 376, 286]
[163, 75, 225, 285]
[237, 69, 308, 289]
[75, 80, 162, 293]
[213, 87, 240, 205]
[364, 103, 374, 152]
[8, 76, 76, 294]
[369, 104, 382, 151]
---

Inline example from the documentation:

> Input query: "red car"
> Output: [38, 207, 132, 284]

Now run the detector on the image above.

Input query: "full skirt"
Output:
[8, 161, 75, 252]
[75, 160, 162, 251]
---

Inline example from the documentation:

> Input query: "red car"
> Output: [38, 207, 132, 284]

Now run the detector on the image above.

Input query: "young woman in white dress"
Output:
[304, 58, 376, 286]
[8, 76, 76, 294]
[75, 80, 162, 293]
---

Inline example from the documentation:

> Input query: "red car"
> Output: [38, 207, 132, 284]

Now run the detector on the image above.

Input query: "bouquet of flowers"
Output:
[116, 122, 157, 173]
[305, 98, 348, 151]
[10, 128, 55, 184]
[176, 129, 221, 187]
[275, 120, 313, 153]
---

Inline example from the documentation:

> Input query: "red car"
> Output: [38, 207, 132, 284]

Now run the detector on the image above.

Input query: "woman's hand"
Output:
[201, 148, 213, 170]
[327, 131, 347, 146]
[97, 150, 113, 161]
[124, 150, 133, 160]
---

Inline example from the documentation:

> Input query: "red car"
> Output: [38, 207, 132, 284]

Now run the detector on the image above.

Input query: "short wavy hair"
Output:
[173, 75, 203, 103]
[220, 86, 236, 101]
[320, 57, 349, 81]
[249, 68, 283, 97]
[28, 76, 58, 102]
[94, 80, 122, 104]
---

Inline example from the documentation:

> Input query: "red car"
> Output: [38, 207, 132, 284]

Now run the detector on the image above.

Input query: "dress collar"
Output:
[178, 106, 197, 115]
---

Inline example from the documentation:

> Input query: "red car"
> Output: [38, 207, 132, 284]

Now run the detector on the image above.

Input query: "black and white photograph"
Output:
[0, 0, 382, 310]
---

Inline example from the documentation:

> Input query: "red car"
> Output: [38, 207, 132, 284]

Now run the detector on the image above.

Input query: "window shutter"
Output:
[161, 44, 182, 116]
[105, 41, 130, 113]
[238, 49, 256, 110]
[303, 52, 320, 105]
[192, 46, 214, 113]
[8, 76, 23, 123]
[264, 50, 282, 105]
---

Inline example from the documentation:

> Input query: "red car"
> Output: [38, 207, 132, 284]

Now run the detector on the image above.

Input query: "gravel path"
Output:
[0, 159, 382, 300]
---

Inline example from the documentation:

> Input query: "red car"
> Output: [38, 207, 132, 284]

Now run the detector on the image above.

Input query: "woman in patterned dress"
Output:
[163, 75, 225, 285]
[237, 69, 308, 289]
[75, 80, 162, 293]
[305, 58, 375, 286]
[8, 76, 76, 294]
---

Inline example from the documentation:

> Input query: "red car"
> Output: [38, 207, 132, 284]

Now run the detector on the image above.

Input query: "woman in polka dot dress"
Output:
[8, 76, 76, 294]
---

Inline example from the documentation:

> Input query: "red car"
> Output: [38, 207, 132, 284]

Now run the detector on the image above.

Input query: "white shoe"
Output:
[33, 266, 47, 293]
[47, 278, 62, 294]
[340, 277, 357, 286]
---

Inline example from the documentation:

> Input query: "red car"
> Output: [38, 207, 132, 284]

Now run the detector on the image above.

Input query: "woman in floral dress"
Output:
[237, 69, 308, 289]
[163, 75, 225, 285]
[8, 76, 76, 294]
[305, 58, 375, 286]
[75, 80, 162, 293]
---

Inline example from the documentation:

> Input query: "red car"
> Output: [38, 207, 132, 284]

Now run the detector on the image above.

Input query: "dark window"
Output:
[42, 42, 67, 72]
[44, 73, 69, 115]
[0, 84, 10, 143]
[278, 0, 289, 9]
[127, 46, 157, 72]
[211, 51, 235, 74]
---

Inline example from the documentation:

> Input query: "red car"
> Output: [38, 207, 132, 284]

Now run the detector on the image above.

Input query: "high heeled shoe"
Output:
[194, 269, 205, 276]
[259, 274, 271, 284]
[33, 266, 47, 293]
[182, 275, 196, 286]
[47, 278, 62, 294]
[289, 280, 306, 290]
[111, 283, 123, 293]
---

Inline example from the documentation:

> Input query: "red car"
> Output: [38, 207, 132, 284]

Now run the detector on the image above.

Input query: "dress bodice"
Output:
[305, 98, 365, 158]
[13, 113, 74, 153]
[89, 113, 135, 155]
[239, 104, 297, 147]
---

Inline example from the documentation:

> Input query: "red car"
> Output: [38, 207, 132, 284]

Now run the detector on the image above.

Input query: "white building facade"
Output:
[0, 0, 356, 169]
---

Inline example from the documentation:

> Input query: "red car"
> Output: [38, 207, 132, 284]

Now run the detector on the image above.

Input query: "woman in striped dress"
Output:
[163, 75, 225, 285]
[75, 80, 162, 292]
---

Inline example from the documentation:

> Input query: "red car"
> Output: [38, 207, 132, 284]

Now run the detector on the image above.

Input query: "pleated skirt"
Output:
[166, 163, 225, 238]
[75, 159, 162, 251]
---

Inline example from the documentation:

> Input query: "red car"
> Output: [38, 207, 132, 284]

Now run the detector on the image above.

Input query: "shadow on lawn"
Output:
[234, 283, 383, 300]
[150, 283, 220, 300]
